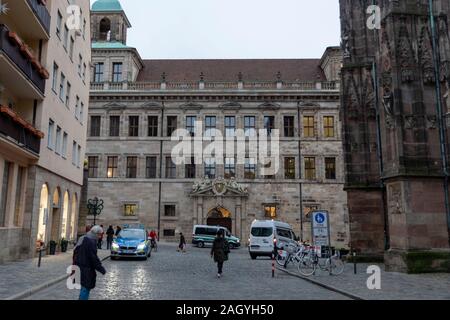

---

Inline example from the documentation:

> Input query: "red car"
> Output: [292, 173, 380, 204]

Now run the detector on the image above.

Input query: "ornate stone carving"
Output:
[191, 177, 248, 197]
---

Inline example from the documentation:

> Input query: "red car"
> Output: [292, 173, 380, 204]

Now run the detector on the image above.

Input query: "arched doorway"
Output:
[37, 184, 49, 243]
[60, 191, 69, 239]
[207, 206, 232, 232]
[50, 188, 61, 241]
[70, 193, 78, 241]
[99, 17, 111, 40]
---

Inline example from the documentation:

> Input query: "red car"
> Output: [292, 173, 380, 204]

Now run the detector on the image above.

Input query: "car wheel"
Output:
[111, 256, 117, 260]
[147, 251, 151, 258]
[250, 253, 257, 260]
[198, 241, 204, 248]
[229, 243, 235, 249]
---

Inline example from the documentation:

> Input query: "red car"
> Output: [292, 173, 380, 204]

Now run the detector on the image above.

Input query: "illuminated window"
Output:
[123, 204, 137, 217]
[324, 116, 335, 138]
[304, 157, 316, 180]
[303, 116, 315, 137]
[264, 206, 277, 219]
[107, 156, 118, 178]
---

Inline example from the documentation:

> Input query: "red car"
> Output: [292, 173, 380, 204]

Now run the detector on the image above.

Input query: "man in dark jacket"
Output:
[106, 225, 115, 250]
[74, 225, 107, 300]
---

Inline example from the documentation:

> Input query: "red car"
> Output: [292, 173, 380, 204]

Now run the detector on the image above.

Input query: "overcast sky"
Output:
[90, 0, 341, 59]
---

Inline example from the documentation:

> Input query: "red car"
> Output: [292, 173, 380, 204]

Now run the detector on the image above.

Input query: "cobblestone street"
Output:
[26, 243, 349, 300]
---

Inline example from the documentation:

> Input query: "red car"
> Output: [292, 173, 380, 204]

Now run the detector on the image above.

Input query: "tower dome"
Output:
[92, 0, 123, 12]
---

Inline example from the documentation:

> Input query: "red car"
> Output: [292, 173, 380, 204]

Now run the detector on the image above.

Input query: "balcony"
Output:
[0, 106, 43, 156]
[1, 0, 51, 39]
[0, 24, 48, 99]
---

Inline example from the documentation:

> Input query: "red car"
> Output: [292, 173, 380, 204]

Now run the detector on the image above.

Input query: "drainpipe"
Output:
[157, 101, 165, 239]
[297, 102, 304, 241]
[428, 0, 450, 244]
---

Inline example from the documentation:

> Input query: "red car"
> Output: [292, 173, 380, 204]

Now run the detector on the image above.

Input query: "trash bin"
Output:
[49, 241, 57, 255]
[60, 239, 68, 253]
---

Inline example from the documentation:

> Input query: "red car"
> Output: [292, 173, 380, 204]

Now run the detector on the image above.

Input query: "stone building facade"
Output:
[340, 0, 450, 272]
[86, 0, 349, 247]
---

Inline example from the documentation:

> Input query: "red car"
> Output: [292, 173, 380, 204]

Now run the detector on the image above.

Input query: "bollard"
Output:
[353, 250, 357, 274]
[272, 252, 275, 278]
[38, 248, 43, 268]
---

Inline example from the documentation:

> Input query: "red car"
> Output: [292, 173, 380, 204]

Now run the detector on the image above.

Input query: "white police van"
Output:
[248, 220, 298, 259]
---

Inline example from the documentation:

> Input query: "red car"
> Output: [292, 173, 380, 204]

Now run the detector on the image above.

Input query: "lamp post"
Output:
[87, 197, 104, 225]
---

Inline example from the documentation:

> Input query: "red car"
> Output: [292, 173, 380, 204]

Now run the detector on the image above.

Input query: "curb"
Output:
[5, 255, 110, 300]
[276, 267, 366, 300]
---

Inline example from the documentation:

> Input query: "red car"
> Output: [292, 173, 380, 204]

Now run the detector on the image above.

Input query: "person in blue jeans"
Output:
[73, 225, 107, 300]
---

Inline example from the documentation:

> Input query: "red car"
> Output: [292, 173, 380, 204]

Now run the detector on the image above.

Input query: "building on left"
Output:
[0, 0, 91, 263]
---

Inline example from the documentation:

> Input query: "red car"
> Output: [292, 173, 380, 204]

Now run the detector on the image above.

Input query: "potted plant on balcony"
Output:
[60, 238, 69, 253]
[48, 240, 57, 255]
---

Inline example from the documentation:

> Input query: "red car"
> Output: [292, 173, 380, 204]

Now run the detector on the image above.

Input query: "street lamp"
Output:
[87, 197, 104, 225]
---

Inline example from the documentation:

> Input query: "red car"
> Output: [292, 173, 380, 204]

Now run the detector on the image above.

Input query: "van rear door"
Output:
[250, 226, 274, 253]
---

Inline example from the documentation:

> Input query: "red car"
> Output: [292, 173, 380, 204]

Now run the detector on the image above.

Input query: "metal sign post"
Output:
[311, 211, 332, 274]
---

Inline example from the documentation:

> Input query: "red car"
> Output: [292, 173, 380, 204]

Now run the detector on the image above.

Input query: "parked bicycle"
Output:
[297, 247, 345, 276]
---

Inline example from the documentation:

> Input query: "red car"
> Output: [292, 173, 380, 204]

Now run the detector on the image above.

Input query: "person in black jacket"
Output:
[211, 229, 230, 278]
[73, 225, 107, 300]
[106, 226, 115, 250]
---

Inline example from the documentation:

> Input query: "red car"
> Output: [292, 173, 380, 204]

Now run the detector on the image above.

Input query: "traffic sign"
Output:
[311, 211, 331, 249]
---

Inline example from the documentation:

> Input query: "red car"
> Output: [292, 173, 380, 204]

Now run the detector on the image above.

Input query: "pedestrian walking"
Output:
[97, 225, 104, 249]
[73, 225, 106, 300]
[106, 225, 114, 250]
[211, 229, 230, 278]
[178, 232, 186, 253]
[115, 225, 122, 236]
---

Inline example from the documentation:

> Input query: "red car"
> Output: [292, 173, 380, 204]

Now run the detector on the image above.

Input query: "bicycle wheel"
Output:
[297, 256, 316, 276]
[275, 250, 288, 267]
[330, 257, 345, 275]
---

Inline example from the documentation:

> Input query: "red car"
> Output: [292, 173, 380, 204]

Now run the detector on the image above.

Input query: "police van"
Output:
[192, 225, 241, 248]
[248, 220, 299, 259]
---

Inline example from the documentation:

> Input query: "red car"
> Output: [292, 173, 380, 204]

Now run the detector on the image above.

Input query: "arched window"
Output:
[99, 18, 111, 41]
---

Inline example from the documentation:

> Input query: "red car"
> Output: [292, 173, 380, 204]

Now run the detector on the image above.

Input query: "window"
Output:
[90, 116, 101, 137]
[148, 116, 158, 137]
[244, 116, 256, 137]
[94, 63, 104, 83]
[324, 116, 335, 138]
[186, 116, 196, 136]
[80, 103, 84, 124]
[264, 116, 275, 136]
[285, 157, 296, 179]
[107, 156, 118, 178]
[56, 10, 62, 38]
[124, 204, 137, 217]
[264, 206, 277, 219]
[284, 116, 295, 137]
[146, 157, 157, 179]
[225, 116, 236, 137]
[109, 116, 120, 137]
[205, 116, 216, 137]
[167, 116, 177, 136]
[62, 132, 68, 158]
[185, 157, 196, 179]
[0, 161, 11, 227]
[59, 73, 65, 101]
[112, 63, 122, 82]
[77, 145, 81, 168]
[244, 158, 256, 179]
[82, 63, 87, 81]
[75, 96, 80, 119]
[163, 229, 175, 237]
[204, 158, 216, 179]
[164, 205, 176, 217]
[72, 141, 77, 166]
[63, 24, 69, 49]
[126, 157, 138, 179]
[52, 63, 59, 92]
[47, 119, 55, 149]
[69, 37, 74, 60]
[165, 157, 176, 178]
[55, 126, 62, 154]
[88, 156, 99, 178]
[305, 157, 316, 180]
[129, 116, 139, 137]
[65, 82, 71, 108]
[303, 116, 315, 138]
[13, 167, 25, 227]
[325, 157, 336, 180]
[224, 158, 235, 179]
[83, 19, 87, 39]
[78, 55, 82, 76]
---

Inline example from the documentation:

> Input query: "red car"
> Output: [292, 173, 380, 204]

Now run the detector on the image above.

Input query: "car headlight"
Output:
[237, 239, 240, 243]
[111, 243, 119, 250]
[137, 243, 146, 251]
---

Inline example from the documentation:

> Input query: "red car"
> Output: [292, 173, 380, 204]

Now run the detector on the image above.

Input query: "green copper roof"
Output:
[91, 0, 123, 12]
[92, 42, 130, 49]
